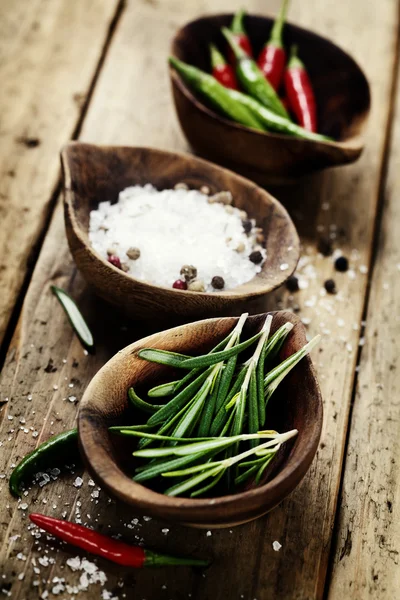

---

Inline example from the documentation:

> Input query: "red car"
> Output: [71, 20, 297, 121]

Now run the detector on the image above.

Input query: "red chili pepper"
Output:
[284, 45, 317, 132]
[257, 0, 290, 90]
[209, 44, 238, 90]
[228, 8, 253, 61]
[29, 513, 209, 568]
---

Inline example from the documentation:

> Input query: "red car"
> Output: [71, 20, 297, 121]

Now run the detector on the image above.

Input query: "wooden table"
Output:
[1, 1, 399, 598]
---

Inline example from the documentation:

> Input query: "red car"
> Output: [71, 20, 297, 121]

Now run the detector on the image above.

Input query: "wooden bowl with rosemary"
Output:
[170, 14, 370, 186]
[62, 142, 299, 324]
[78, 311, 323, 528]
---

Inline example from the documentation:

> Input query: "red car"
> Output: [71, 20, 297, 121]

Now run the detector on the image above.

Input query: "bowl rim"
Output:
[170, 12, 370, 153]
[78, 311, 323, 523]
[62, 141, 300, 300]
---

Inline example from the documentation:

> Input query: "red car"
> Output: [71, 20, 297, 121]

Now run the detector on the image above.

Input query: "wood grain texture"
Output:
[78, 312, 322, 526]
[0, 0, 399, 599]
[171, 13, 369, 185]
[0, 0, 120, 346]
[63, 142, 299, 322]
[326, 60, 400, 599]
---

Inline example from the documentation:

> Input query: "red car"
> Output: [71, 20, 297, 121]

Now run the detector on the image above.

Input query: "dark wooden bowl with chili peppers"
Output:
[62, 142, 299, 324]
[78, 311, 323, 528]
[170, 13, 370, 186]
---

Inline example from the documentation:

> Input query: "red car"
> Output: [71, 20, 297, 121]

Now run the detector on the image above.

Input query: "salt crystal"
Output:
[73, 477, 83, 488]
[19, 502, 28, 510]
[7, 415, 13, 420]
[89, 185, 266, 292]
[161, 528, 169, 535]
[206, 531, 212, 537]
[272, 541, 282, 551]
[280, 263, 289, 271]
[88, 479, 96, 487]
[359, 265, 368, 274]
[16, 552, 26, 561]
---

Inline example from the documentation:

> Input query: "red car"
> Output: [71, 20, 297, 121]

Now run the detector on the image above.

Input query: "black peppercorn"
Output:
[324, 279, 336, 294]
[286, 275, 299, 292]
[211, 276, 225, 290]
[334, 256, 349, 272]
[249, 250, 263, 264]
[317, 236, 333, 256]
[242, 219, 252, 234]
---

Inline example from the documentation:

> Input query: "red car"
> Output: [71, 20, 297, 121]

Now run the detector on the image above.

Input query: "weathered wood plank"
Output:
[0, 0, 121, 347]
[0, 0, 398, 599]
[327, 63, 400, 600]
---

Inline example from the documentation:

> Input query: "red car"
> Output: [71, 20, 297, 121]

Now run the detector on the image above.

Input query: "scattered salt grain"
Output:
[89, 184, 266, 292]
[272, 541, 282, 551]
[161, 528, 169, 535]
[19, 503, 28, 510]
[73, 477, 83, 488]
[206, 531, 212, 537]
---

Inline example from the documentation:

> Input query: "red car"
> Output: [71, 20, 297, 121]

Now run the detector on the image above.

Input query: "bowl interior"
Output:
[78, 311, 323, 526]
[62, 142, 299, 298]
[172, 14, 370, 142]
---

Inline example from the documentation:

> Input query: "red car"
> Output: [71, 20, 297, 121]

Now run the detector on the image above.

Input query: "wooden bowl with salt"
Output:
[170, 14, 370, 186]
[78, 311, 323, 527]
[62, 142, 299, 324]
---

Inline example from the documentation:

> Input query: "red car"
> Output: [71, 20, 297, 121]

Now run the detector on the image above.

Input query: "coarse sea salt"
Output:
[89, 185, 266, 292]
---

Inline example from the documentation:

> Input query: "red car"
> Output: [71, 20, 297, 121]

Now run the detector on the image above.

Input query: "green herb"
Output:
[51, 286, 94, 351]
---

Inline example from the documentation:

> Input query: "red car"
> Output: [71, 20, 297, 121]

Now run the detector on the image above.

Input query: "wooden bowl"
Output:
[62, 142, 299, 324]
[78, 311, 323, 528]
[170, 14, 370, 186]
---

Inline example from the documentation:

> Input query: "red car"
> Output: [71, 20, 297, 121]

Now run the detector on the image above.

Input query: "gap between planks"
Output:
[0, 0, 126, 368]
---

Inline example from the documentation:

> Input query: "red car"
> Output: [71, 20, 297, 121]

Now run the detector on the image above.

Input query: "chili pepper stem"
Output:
[287, 44, 303, 68]
[210, 43, 225, 68]
[144, 550, 210, 568]
[231, 8, 246, 34]
[270, 0, 290, 46]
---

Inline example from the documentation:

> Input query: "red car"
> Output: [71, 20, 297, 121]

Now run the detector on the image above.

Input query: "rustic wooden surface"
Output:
[0, 1, 399, 599]
[0, 0, 120, 347]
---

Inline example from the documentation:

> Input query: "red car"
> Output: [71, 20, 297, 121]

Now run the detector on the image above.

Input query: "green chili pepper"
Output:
[222, 27, 289, 119]
[9, 429, 79, 497]
[169, 56, 264, 131]
[226, 88, 332, 143]
[170, 57, 331, 144]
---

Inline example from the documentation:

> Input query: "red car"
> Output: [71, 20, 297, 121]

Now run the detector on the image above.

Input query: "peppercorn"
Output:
[126, 247, 141, 260]
[172, 279, 187, 290]
[286, 275, 299, 292]
[324, 279, 336, 294]
[211, 276, 225, 290]
[242, 219, 252, 234]
[108, 255, 122, 270]
[174, 182, 188, 190]
[317, 236, 333, 256]
[180, 265, 197, 282]
[188, 279, 205, 292]
[249, 250, 263, 264]
[208, 191, 233, 205]
[335, 256, 349, 272]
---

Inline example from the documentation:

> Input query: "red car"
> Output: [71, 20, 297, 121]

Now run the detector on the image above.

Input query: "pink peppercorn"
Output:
[172, 279, 187, 290]
[108, 255, 122, 269]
